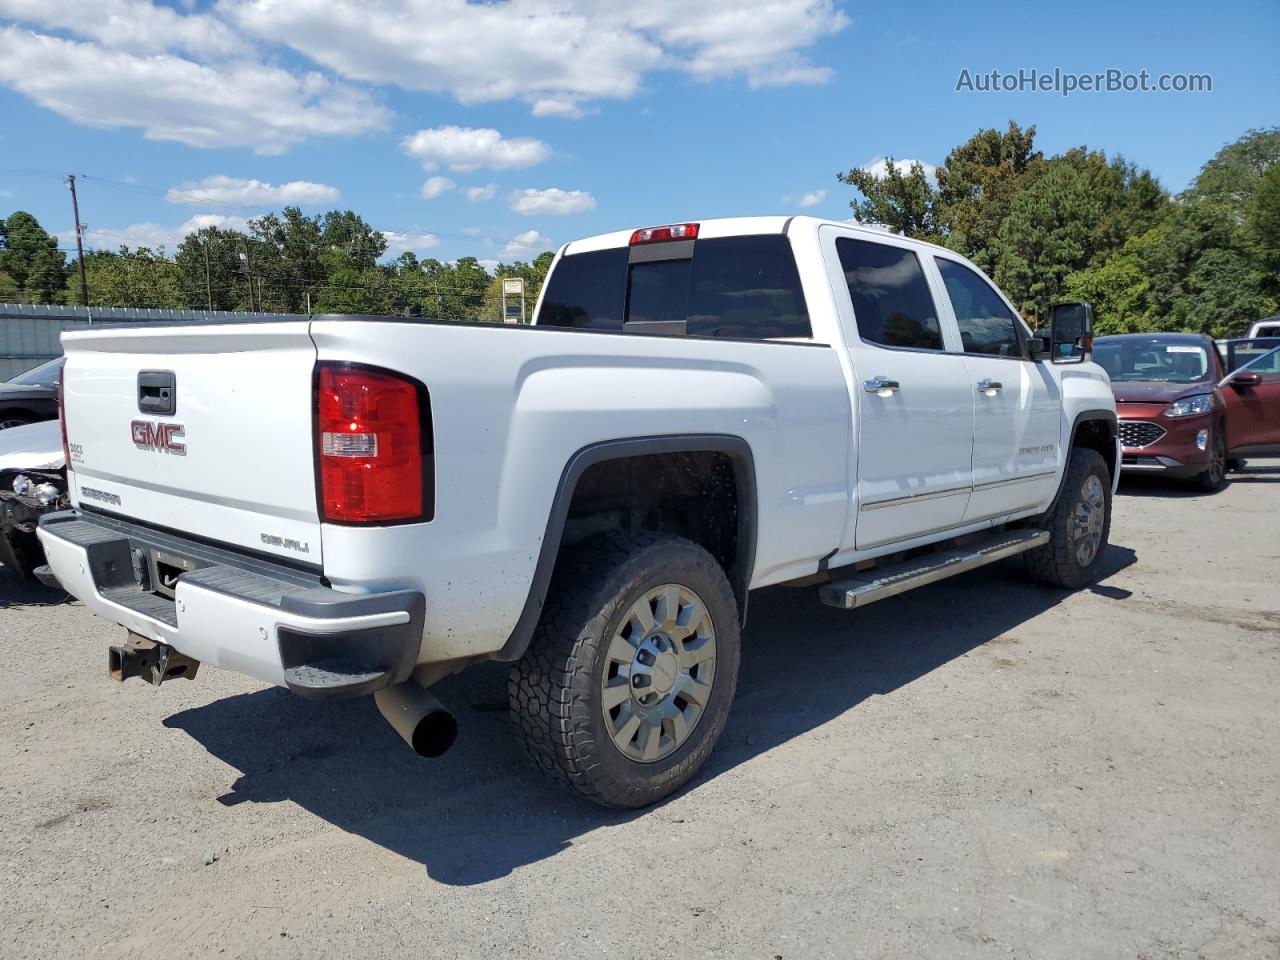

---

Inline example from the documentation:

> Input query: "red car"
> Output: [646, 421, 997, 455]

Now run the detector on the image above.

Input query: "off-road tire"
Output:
[509, 532, 741, 808]
[1191, 425, 1227, 493]
[1024, 447, 1112, 589]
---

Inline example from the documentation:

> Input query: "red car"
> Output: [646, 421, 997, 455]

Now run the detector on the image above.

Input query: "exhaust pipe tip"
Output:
[375, 682, 458, 758]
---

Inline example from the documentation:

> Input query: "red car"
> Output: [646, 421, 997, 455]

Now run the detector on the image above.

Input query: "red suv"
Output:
[1095, 333, 1280, 491]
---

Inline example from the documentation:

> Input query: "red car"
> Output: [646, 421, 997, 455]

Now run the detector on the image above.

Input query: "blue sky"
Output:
[1, 0, 1276, 268]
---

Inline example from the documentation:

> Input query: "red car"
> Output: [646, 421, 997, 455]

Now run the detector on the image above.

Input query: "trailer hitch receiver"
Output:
[109, 632, 200, 686]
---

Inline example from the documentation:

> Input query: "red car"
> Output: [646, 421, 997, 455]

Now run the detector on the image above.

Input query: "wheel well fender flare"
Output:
[491, 434, 758, 663]
[1048, 409, 1118, 515]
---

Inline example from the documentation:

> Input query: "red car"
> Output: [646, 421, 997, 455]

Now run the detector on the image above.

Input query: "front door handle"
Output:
[864, 376, 900, 395]
[976, 379, 1003, 393]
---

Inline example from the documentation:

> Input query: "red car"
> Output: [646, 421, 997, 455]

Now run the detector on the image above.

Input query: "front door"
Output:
[930, 256, 1061, 520]
[1221, 339, 1280, 454]
[823, 230, 975, 551]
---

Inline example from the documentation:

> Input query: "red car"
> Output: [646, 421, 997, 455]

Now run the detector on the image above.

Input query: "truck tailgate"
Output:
[61, 321, 322, 565]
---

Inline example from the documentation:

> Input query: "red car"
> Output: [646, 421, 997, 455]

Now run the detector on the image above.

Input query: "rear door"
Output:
[821, 229, 975, 551]
[61, 320, 322, 564]
[930, 256, 1060, 520]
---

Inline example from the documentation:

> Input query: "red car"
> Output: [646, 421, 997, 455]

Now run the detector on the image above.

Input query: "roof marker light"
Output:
[629, 223, 700, 245]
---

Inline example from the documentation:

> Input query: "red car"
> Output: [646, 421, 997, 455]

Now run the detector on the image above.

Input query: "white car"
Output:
[38, 216, 1119, 807]
[0, 419, 67, 577]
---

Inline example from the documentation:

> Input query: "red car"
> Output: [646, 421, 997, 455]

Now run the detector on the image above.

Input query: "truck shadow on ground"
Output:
[0, 568, 68, 608]
[164, 545, 1135, 886]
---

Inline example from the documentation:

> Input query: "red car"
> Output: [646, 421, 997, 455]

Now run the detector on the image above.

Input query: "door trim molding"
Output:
[860, 471, 1056, 511]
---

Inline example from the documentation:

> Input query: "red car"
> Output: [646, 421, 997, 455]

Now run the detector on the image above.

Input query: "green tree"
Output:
[175, 227, 251, 311]
[0, 211, 67, 303]
[994, 161, 1100, 319]
[1187, 126, 1280, 217]
[1248, 162, 1280, 295]
[936, 121, 1043, 273]
[82, 248, 183, 308]
[836, 158, 944, 240]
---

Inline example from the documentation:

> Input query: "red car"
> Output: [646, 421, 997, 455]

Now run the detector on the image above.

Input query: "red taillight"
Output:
[58, 365, 72, 472]
[629, 222, 699, 245]
[315, 363, 431, 524]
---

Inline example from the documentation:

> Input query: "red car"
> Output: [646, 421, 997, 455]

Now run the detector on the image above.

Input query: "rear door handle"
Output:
[864, 376, 900, 395]
[976, 379, 1003, 393]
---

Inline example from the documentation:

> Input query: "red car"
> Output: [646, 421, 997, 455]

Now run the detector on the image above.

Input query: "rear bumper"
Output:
[37, 510, 425, 700]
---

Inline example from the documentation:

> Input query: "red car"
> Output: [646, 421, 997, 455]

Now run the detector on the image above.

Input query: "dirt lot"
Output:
[2, 465, 1278, 960]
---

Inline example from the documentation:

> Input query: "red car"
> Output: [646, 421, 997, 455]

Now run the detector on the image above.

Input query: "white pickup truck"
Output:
[39, 216, 1120, 808]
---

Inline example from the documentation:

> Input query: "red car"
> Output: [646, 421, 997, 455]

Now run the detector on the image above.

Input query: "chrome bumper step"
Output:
[818, 528, 1050, 610]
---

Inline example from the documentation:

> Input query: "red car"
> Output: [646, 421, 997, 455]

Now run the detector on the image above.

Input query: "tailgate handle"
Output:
[137, 371, 176, 416]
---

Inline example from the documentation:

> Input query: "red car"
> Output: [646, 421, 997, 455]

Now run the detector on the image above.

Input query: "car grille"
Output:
[1119, 420, 1166, 449]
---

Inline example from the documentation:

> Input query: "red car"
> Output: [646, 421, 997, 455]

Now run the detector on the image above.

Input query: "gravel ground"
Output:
[1, 464, 1278, 960]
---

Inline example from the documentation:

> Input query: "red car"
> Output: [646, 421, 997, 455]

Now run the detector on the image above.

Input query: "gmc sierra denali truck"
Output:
[38, 216, 1120, 808]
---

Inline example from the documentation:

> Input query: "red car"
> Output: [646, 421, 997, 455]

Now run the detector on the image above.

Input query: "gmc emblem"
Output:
[131, 420, 187, 456]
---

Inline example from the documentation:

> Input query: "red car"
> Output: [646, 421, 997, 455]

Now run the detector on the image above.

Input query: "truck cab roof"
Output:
[560, 215, 950, 257]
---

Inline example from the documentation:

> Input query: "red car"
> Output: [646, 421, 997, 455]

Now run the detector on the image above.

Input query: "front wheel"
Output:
[1191, 426, 1226, 493]
[1024, 448, 1112, 589]
[509, 533, 741, 808]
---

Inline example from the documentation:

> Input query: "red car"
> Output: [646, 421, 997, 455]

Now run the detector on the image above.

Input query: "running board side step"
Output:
[818, 529, 1050, 610]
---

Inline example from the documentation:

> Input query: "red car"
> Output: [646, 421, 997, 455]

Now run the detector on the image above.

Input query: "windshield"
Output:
[7, 357, 64, 386]
[1094, 339, 1210, 383]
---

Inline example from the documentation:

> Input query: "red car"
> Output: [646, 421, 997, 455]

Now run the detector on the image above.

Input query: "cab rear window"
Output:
[537, 235, 811, 340]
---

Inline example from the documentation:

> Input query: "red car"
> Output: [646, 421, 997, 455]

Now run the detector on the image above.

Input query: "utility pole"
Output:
[239, 239, 257, 311]
[202, 234, 213, 311]
[66, 175, 89, 306]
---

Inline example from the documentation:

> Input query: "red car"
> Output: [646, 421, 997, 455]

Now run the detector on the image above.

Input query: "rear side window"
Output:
[536, 248, 627, 330]
[836, 239, 942, 351]
[936, 258, 1022, 357]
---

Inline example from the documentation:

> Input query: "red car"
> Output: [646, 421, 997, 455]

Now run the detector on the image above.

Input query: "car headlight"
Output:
[1165, 394, 1212, 418]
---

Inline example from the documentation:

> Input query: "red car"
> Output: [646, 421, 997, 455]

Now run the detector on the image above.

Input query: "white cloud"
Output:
[789, 189, 827, 208]
[0, 27, 389, 154]
[860, 156, 940, 185]
[509, 188, 596, 216]
[67, 213, 254, 252]
[222, 0, 847, 114]
[465, 184, 497, 203]
[0, 0, 244, 57]
[166, 175, 339, 206]
[419, 176, 456, 200]
[502, 229, 553, 258]
[380, 230, 442, 255]
[530, 97, 587, 119]
[477, 258, 502, 273]
[401, 126, 549, 172]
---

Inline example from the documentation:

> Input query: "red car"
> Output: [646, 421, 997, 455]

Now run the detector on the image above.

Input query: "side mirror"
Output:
[1048, 302, 1094, 363]
[1230, 371, 1263, 388]
[1026, 335, 1049, 358]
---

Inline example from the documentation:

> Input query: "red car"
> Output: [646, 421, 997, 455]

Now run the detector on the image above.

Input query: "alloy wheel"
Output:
[1069, 474, 1106, 567]
[600, 583, 717, 763]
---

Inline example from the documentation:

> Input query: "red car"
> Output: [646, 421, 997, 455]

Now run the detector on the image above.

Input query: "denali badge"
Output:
[260, 533, 311, 554]
[131, 420, 186, 456]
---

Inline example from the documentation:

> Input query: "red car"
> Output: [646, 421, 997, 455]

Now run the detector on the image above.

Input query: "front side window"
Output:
[836, 238, 943, 351]
[936, 258, 1022, 357]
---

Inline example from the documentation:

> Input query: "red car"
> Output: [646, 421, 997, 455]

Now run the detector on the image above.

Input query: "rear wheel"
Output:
[0, 413, 35, 430]
[1024, 448, 1112, 589]
[1191, 426, 1226, 492]
[509, 532, 740, 808]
